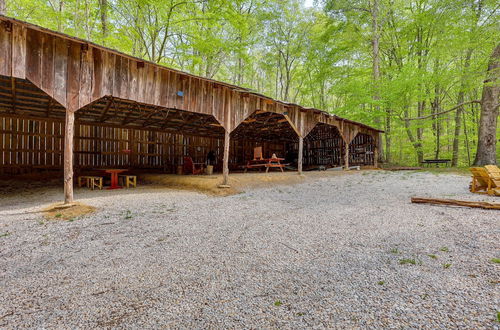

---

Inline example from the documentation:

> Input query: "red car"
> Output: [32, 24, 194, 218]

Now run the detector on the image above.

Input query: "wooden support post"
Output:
[222, 129, 230, 186]
[298, 136, 304, 175]
[344, 142, 349, 170]
[376, 132, 383, 167]
[64, 109, 75, 204]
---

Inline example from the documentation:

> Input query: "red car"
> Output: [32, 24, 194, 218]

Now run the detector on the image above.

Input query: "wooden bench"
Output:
[77, 176, 103, 190]
[244, 163, 267, 172]
[244, 158, 286, 173]
[118, 175, 137, 188]
[421, 159, 451, 167]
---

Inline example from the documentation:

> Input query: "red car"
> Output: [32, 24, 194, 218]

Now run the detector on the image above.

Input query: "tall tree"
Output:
[0, 0, 6, 15]
[474, 43, 500, 165]
[99, 0, 108, 42]
[451, 0, 483, 166]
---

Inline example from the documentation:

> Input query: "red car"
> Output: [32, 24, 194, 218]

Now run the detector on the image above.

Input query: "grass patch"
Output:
[274, 300, 282, 307]
[428, 254, 438, 259]
[377, 280, 385, 285]
[43, 202, 95, 220]
[420, 167, 470, 176]
[390, 248, 401, 254]
[399, 258, 418, 265]
[491, 258, 500, 264]
[0, 232, 10, 238]
[443, 263, 452, 269]
[439, 247, 449, 252]
[123, 210, 133, 219]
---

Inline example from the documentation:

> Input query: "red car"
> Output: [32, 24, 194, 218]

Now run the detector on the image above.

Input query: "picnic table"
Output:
[421, 159, 451, 167]
[102, 169, 128, 189]
[244, 158, 285, 173]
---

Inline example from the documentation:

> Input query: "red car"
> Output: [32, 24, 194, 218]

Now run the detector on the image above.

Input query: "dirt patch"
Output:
[139, 171, 353, 196]
[42, 202, 96, 220]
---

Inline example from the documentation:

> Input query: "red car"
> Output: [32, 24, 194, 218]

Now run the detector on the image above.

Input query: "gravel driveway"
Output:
[0, 171, 499, 328]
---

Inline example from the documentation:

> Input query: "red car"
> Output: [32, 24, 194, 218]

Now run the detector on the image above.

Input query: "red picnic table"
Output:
[102, 169, 128, 189]
[244, 158, 285, 173]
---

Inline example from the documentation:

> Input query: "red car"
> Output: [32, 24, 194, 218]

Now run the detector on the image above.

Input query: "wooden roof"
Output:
[0, 15, 382, 142]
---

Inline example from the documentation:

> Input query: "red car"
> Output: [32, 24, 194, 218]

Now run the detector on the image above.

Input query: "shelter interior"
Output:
[0, 75, 377, 176]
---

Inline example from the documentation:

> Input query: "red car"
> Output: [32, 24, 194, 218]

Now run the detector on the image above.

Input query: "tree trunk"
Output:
[452, 48, 473, 166]
[403, 105, 424, 164]
[431, 89, 442, 159]
[473, 43, 500, 166]
[453, 1, 482, 166]
[0, 0, 6, 15]
[99, 0, 108, 42]
[371, 0, 384, 164]
[385, 108, 391, 163]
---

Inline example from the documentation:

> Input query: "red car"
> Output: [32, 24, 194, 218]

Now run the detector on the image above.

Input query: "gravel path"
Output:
[0, 171, 499, 328]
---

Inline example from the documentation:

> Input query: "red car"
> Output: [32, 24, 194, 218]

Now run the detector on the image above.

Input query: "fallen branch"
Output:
[279, 241, 299, 253]
[411, 197, 500, 210]
[404, 100, 482, 121]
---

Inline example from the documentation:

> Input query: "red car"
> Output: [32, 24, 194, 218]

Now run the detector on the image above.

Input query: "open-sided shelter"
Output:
[0, 16, 383, 203]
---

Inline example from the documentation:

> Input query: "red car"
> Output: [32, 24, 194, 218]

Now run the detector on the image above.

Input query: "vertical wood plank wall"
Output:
[349, 133, 375, 166]
[0, 115, 298, 174]
[0, 115, 378, 174]
[0, 115, 63, 174]
[0, 115, 224, 174]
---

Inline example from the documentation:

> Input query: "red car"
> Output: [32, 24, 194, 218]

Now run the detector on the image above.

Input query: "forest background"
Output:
[1, 0, 498, 166]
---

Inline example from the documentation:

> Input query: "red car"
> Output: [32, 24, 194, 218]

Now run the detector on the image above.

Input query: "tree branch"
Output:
[404, 100, 482, 121]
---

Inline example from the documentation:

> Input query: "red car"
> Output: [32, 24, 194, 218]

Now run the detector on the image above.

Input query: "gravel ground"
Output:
[0, 170, 499, 328]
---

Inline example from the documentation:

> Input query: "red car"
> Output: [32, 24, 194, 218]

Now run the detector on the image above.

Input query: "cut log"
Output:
[411, 197, 500, 210]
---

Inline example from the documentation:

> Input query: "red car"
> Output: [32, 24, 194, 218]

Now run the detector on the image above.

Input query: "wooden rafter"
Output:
[10, 77, 16, 114]
[99, 97, 114, 122]
[46, 98, 53, 117]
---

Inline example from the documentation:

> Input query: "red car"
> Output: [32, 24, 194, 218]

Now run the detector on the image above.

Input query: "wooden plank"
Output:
[79, 44, 93, 108]
[66, 41, 81, 111]
[11, 24, 26, 79]
[101, 51, 114, 96]
[120, 57, 129, 100]
[159, 69, 169, 107]
[41, 34, 55, 97]
[129, 58, 138, 103]
[25, 29, 42, 87]
[136, 62, 146, 104]
[113, 55, 122, 98]
[92, 47, 103, 101]
[411, 197, 500, 210]
[153, 66, 161, 106]
[0, 22, 12, 76]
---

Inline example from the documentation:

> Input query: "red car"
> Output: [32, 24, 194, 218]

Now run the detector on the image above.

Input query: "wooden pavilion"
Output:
[0, 16, 383, 203]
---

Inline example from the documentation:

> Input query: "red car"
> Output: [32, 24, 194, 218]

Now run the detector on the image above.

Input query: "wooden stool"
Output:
[77, 176, 103, 190]
[118, 175, 137, 188]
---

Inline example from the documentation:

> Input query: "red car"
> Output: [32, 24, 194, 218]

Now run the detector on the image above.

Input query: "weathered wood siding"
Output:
[0, 114, 293, 174]
[0, 17, 381, 142]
